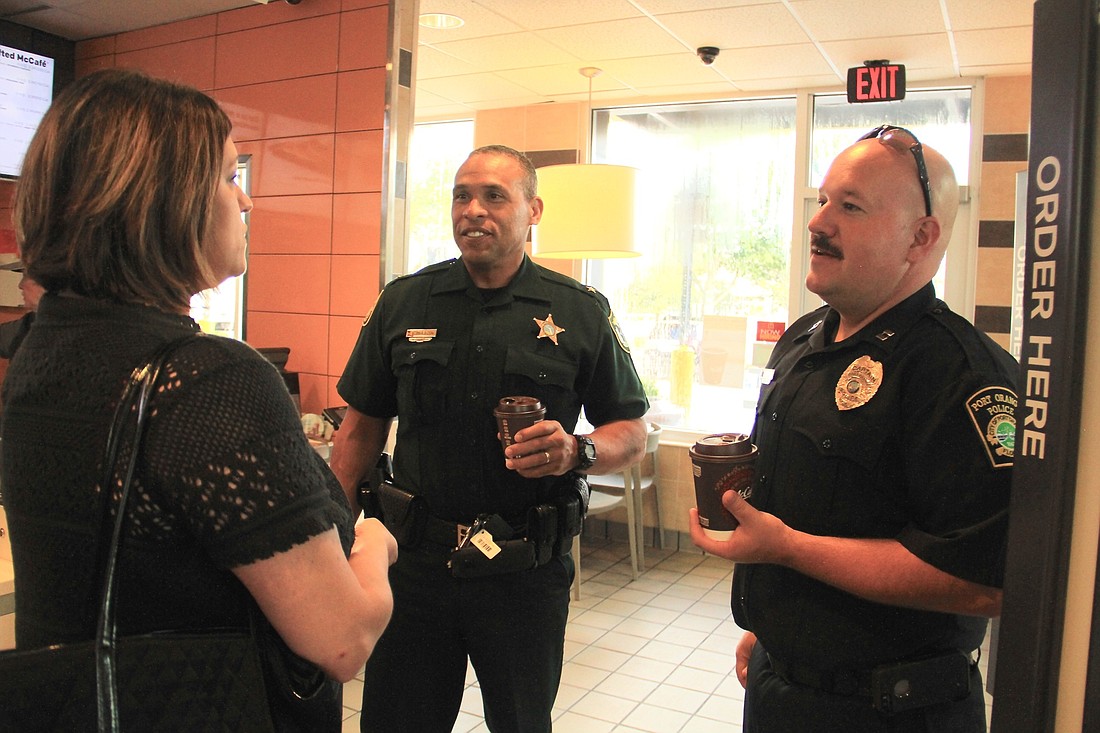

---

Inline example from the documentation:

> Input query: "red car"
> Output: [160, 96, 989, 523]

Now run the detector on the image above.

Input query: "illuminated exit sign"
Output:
[846, 63, 906, 103]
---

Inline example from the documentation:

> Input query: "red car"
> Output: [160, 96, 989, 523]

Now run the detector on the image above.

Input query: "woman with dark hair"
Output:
[2, 68, 396, 729]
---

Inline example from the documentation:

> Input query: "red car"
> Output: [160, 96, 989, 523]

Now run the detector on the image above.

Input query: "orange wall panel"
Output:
[334, 130, 384, 193]
[76, 36, 116, 60]
[215, 15, 340, 89]
[115, 15, 217, 53]
[247, 254, 332, 315]
[75, 55, 116, 76]
[342, 0, 389, 11]
[248, 195, 333, 255]
[216, 74, 338, 141]
[332, 192, 382, 255]
[330, 254, 380, 317]
[328, 314, 366, 385]
[247, 310, 329, 377]
[238, 136, 336, 197]
[336, 68, 386, 132]
[116, 37, 217, 90]
[298, 372, 331, 413]
[337, 6, 390, 71]
[217, 0, 342, 35]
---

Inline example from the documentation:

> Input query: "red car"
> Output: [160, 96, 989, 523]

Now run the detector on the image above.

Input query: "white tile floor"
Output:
[341, 536, 994, 732]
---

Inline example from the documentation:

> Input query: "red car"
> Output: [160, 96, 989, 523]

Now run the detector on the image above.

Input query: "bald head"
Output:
[849, 136, 958, 256]
[806, 132, 961, 337]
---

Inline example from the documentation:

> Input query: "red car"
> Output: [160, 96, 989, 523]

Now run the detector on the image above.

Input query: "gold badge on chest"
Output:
[835, 355, 883, 411]
[534, 313, 565, 346]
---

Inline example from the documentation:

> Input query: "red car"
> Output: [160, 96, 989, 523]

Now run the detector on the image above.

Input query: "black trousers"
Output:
[744, 643, 988, 733]
[360, 541, 573, 733]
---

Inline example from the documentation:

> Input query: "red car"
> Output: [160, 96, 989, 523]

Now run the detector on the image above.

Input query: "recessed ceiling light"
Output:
[419, 13, 464, 30]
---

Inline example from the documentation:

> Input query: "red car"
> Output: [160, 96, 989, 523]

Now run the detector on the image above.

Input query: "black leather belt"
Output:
[765, 649, 980, 700]
[766, 653, 873, 697]
[423, 515, 471, 547]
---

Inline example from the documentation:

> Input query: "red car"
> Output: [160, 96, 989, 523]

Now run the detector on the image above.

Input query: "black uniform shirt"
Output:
[338, 255, 648, 524]
[733, 283, 1018, 671]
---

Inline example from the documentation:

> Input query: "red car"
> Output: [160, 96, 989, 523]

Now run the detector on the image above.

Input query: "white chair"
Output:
[570, 423, 662, 600]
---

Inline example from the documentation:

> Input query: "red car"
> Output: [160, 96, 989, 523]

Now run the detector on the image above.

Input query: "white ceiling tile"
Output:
[470, 0, 643, 29]
[429, 31, 580, 72]
[655, 5, 811, 49]
[536, 17, 690, 61]
[819, 33, 957, 74]
[956, 63, 1032, 78]
[716, 42, 839, 82]
[599, 52, 731, 89]
[954, 27, 1033, 67]
[417, 72, 544, 105]
[790, 0, 947, 41]
[495, 64, 632, 98]
[415, 45, 484, 80]
[635, 0, 784, 13]
[943, 0, 1034, 31]
[733, 74, 846, 92]
[416, 0, 523, 42]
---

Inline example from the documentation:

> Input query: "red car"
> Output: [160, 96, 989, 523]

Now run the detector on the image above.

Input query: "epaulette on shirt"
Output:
[533, 265, 613, 316]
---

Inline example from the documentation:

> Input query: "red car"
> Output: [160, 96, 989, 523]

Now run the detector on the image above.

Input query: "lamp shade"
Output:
[533, 163, 639, 259]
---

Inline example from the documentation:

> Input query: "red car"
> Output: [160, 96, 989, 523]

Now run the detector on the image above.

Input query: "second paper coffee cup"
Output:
[493, 396, 546, 451]
[690, 433, 757, 535]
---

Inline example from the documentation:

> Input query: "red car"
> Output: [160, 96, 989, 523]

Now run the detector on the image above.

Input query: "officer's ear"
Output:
[528, 195, 544, 226]
[907, 216, 941, 266]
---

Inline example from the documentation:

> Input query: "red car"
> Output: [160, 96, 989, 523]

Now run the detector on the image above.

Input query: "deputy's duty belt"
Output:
[765, 647, 978, 714]
[424, 515, 471, 547]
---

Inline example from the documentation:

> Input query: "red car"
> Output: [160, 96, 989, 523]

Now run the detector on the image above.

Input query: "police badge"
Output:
[835, 355, 883, 410]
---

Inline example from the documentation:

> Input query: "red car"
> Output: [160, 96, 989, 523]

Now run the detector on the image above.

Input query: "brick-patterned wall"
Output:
[975, 76, 1032, 351]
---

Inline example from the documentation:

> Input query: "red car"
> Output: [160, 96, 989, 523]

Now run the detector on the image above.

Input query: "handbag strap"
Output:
[93, 333, 202, 733]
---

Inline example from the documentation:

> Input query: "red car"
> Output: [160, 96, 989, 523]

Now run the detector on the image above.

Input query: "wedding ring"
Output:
[543, 451, 551, 465]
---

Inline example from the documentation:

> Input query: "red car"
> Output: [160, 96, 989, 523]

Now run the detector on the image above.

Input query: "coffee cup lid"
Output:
[693, 433, 752, 456]
[494, 396, 543, 414]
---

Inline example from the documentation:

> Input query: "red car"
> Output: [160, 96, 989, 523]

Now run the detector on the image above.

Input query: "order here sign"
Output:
[847, 63, 906, 103]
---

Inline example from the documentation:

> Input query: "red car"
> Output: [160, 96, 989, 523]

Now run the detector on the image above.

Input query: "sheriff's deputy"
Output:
[691, 126, 1018, 732]
[331, 144, 649, 733]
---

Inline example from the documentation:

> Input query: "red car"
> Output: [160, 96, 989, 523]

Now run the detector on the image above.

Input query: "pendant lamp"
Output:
[533, 68, 639, 259]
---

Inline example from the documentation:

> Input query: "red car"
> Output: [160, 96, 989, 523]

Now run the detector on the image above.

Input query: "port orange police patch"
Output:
[965, 386, 1018, 468]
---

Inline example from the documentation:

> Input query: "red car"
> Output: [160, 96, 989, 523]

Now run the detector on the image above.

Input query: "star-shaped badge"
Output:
[534, 313, 565, 346]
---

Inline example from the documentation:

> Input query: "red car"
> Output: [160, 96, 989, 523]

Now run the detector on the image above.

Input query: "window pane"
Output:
[591, 99, 797, 433]
[810, 89, 972, 187]
[407, 120, 474, 274]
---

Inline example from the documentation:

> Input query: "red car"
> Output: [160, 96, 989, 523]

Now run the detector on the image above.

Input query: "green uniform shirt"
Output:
[338, 255, 648, 524]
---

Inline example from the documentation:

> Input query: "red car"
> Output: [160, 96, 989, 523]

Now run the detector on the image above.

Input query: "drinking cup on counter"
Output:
[493, 396, 546, 452]
[690, 433, 757, 538]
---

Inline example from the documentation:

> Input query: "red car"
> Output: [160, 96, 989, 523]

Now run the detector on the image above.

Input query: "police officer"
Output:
[691, 126, 1017, 732]
[330, 144, 649, 733]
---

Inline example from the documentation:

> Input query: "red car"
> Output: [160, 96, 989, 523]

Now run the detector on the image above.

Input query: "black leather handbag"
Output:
[0, 335, 276, 732]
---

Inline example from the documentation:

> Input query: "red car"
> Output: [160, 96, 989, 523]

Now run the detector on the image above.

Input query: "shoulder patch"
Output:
[608, 310, 631, 353]
[363, 289, 384, 326]
[965, 386, 1017, 468]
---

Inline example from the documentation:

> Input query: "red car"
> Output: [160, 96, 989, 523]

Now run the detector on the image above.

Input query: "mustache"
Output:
[810, 233, 842, 258]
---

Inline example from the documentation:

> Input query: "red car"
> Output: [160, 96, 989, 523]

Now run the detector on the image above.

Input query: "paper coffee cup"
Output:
[493, 396, 546, 452]
[690, 433, 757, 538]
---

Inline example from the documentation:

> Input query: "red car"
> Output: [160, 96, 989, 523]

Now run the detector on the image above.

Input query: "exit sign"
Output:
[846, 63, 906, 103]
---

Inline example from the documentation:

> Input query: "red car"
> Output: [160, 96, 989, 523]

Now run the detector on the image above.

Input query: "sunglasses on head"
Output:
[859, 124, 933, 217]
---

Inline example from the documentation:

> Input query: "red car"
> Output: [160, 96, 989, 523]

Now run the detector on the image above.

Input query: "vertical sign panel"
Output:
[991, 0, 1097, 731]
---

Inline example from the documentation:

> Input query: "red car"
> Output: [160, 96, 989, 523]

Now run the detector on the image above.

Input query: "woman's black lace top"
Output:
[1, 295, 353, 649]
